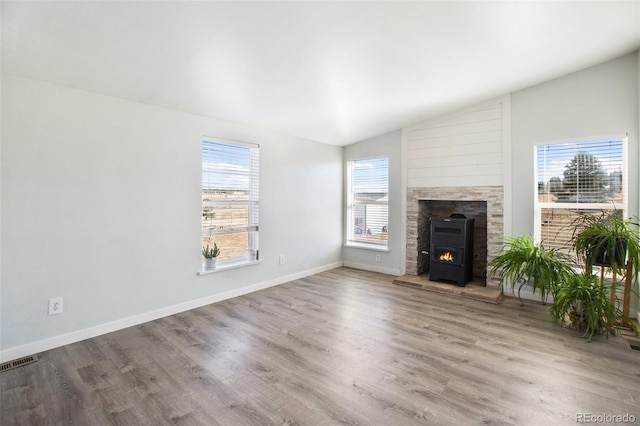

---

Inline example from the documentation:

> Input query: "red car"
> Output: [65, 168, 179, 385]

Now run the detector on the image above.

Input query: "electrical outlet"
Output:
[279, 254, 285, 265]
[375, 254, 381, 262]
[48, 298, 63, 315]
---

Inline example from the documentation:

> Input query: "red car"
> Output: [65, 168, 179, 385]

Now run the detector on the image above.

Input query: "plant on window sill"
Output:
[202, 242, 221, 270]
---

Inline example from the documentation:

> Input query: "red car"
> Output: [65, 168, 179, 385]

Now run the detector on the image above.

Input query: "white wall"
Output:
[1, 74, 343, 361]
[511, 51, 639, 311]
[343, 130, 403, 275]
[511, 52, 639, 236]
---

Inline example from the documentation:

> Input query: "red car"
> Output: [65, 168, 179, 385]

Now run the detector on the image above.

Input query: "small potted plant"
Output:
[202, 242, 221, 270]
[488, 235, 576, 305]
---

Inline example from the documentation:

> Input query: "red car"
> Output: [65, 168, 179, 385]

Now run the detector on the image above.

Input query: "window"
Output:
[535, 137, 626, 257]
[346, 157, 389, 248]
[202, 138, 259, 266]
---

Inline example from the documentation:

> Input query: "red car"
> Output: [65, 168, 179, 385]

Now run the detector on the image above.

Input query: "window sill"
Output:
[197, 259, 261, 275]
[344, 242, 390, 252]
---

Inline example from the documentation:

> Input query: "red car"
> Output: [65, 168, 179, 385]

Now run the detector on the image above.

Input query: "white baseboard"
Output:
[343, 261, 402, 276]
[502, 284, 554, 304]
[0, 262, 344, 363]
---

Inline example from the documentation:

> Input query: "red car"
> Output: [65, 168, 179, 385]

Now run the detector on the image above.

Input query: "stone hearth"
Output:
[393, 274, 503, 304]
[406, 186, 504, 289]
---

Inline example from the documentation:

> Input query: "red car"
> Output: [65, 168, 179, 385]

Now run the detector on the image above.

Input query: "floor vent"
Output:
[623, 337, 640, 352]
[0, 355, 38, 373]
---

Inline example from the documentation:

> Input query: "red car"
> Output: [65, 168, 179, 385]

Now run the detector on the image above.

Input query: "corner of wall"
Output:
[502, 94, 513, 238]
[0, 72, 3, 356]
[400, 127, 408, 275]
[637, 48, 640, 321]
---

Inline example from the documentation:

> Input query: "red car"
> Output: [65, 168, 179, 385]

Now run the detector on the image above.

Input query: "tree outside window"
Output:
[535, 138, 626, 258]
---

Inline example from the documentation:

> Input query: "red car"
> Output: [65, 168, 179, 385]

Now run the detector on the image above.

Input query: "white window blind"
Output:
[347, 157, 389, 247]
[202, 138, 259, 262]
[535, 138, 626, 256]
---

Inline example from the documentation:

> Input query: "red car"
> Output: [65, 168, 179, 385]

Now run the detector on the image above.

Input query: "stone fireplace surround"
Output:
[406, 186, 504, 289]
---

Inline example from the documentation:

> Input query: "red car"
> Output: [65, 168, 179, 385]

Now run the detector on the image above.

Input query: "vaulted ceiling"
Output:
[2, 1, 639, 146]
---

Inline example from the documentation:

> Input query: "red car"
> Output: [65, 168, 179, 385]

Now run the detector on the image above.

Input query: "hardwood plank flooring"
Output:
[2, 267, 640, 425]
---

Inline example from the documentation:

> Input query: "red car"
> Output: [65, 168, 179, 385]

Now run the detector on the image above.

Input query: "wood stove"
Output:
[429, 216, 475, 286]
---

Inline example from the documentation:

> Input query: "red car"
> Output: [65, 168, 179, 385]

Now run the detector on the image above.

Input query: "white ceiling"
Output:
[2, 1, 640, 146]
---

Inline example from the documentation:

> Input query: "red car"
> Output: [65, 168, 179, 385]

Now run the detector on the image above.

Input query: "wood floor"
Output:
[2, 267, 640, 425]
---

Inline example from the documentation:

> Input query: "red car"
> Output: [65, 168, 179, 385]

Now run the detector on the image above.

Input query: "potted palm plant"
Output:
[488, 235, 577, 306]
[202, 242, 221, 270]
